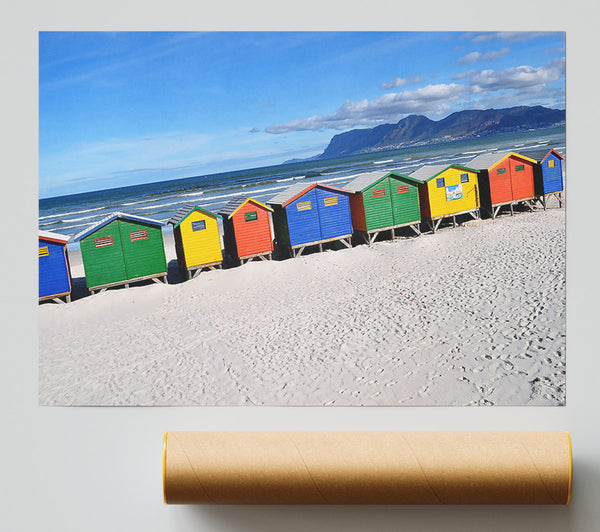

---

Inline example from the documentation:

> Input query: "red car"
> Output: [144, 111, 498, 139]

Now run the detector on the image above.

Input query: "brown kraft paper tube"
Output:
[163, 431, 572, 505]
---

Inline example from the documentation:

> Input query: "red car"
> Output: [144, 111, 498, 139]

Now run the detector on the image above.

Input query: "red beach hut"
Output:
[467, 151, 537, 219]
[218, 196, 274, 265]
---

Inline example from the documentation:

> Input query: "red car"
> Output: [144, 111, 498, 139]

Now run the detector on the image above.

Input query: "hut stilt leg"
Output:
[340, 238, 352, 249]
[66, 295, 71, 303]
[510, 203, 514, 216]
[319, 243, 323, 252]
[558, 193, 563, 208]
[188, 270, 192, 280]
[362, 233, 369, 245]
[452, 215, 456, 227]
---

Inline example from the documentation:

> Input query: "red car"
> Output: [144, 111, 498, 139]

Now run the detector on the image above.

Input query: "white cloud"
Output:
[483, 47, 511, 60]
[265, 83, 468, 133]
[471, 58, 564, 92]
[458, 52, 482, 65]
[380, 76, 424, 90]
[453, 69, 478, 80]
[470, 31, 560, 43]
[457, 47, 510, 65]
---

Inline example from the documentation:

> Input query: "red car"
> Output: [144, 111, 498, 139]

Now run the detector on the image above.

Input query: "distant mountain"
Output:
[318, 106, 565, 159]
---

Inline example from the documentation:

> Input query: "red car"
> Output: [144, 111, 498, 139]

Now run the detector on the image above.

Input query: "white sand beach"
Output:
[39, 206, 565, 406]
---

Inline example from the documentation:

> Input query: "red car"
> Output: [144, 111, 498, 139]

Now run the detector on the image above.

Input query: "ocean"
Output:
[39, 126, 566, 249]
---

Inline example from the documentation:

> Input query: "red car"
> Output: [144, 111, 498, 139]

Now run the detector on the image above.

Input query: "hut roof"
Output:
[267, 182, 350, 207]
[39, 230, 71, 244]
[167, 204, 220, 228]
[344, 171, 413, 193]
[467, 150, 537, 170]
[217, 196, 273, 219]
[408, 164, 476, 182]
[71, 212, 164, 242]
[518, 148, 565, 163]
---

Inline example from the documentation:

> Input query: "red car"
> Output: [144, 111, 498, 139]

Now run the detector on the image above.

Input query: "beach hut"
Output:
[39, 230, 72, 303]
[344, 170, 421, 245]
[167, 204, 222, 279]
[267, 182, 353, 257]
[407, 164, 480, 233]
[467, 151, 537, 219]
[217, 196, 274, 265]
[72, 212, 167, 294]
[519, 148, 565, 209]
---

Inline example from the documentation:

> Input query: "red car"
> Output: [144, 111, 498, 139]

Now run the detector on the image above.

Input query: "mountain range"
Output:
[308, 106, 565, 160]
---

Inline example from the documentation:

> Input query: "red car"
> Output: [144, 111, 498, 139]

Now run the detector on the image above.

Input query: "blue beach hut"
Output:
[39, 231, 72, 303]
[519, 148, 565, 209]
[267, 182, 353, 257]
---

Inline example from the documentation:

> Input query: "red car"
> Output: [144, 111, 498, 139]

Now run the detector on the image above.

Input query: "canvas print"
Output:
[38, 31, 566, 406]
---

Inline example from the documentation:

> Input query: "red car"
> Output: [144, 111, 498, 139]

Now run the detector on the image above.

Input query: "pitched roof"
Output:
[71, 212, 164, 242]
[344, 171, 414, 193]
[217, 196, 273, 218]
[518, 148, 565, 163]
[39, 230, 71, 244]
[167, 204, 220, 228]
[267, 182, 351, 207]
[408, 164, 476, 182]
[467, 151, 513, 170]
[467, 150, 537, 170]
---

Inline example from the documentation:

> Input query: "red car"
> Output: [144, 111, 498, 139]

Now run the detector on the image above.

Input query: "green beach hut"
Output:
[345, 171, 421, 245]
[72, 212, 168, 294]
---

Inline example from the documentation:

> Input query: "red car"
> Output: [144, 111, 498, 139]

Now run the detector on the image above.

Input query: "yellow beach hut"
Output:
[407, 164, 480, 233]
[167, 204, 223, 280]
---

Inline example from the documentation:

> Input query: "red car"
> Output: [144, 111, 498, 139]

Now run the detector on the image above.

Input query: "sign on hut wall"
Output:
[446, 184, 463, 201]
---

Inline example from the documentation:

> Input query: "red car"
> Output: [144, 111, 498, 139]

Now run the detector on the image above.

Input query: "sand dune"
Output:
[39, 207, 565, 406]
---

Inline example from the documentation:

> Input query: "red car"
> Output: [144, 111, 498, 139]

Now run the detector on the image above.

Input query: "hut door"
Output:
[490, 163, 512, 205]
[391, 180, 419, 225]
[81, 221, 128, 289]
[365, 179, 394, 230]
[287, 188, 321, 246]
[315, 187, 352, 240]
[118, 220, 166, 279]
[509, 158, 535, 200]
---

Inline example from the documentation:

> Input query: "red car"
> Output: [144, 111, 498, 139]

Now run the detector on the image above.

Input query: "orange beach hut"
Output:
[467, 151, 537, 219]
[218, 196, 274, 265]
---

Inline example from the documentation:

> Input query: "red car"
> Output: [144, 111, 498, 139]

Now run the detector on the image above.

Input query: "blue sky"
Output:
[39, 31, 565, 198]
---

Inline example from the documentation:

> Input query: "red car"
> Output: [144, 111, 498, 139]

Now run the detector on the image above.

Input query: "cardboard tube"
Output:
[163, 431, 572, 505]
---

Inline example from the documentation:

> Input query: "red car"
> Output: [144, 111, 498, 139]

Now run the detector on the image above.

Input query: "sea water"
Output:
[39, 126, 566, 249]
